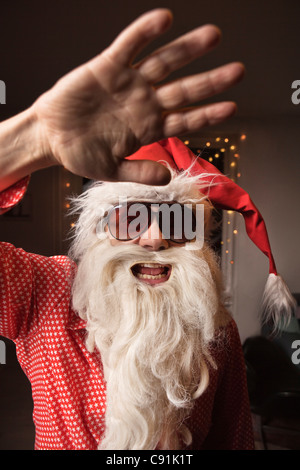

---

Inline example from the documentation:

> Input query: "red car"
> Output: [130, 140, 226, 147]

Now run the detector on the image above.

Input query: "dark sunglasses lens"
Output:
[158, 204, 196, 242]
[108, 204, 150, 240]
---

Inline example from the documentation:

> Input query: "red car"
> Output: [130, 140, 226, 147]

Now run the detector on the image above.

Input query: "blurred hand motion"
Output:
[34, 9, 245, 185]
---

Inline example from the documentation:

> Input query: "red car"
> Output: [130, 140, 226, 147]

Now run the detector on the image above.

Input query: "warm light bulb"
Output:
[206, 141, 211, 147]
[216, 137, 221, 142]
[230, 162, 236, 167]
[233, 229, 238, 234]
[234, 153, 239, 158]
[230, 145, 236, 150]
[184, 140, 189, 145]
[215, 153, 219, 158]
[224, 138, 229, 143]
[220, 148, 225, 152]
[65, 203, 70, 209]
[209, 157, 213, 162]
[66, 182, 70, 188]
[240, 134, 246, 140]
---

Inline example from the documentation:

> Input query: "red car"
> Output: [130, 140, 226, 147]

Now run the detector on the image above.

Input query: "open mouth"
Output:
[131, 263, 172, 285]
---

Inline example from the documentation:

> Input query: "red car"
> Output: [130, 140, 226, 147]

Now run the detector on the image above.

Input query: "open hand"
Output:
[34, 9, 244, 185]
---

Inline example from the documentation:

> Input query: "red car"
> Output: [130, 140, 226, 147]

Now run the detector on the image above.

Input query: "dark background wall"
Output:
[1, 0, 300, 120]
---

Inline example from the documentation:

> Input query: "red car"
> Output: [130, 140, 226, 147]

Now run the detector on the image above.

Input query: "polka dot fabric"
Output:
[0, 242, 106, 449]
[0, 181, 254, 450]
[0, 176, 30, 214]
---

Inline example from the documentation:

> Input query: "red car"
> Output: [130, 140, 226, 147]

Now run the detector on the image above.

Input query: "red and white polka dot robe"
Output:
[0, 178, 254, 450]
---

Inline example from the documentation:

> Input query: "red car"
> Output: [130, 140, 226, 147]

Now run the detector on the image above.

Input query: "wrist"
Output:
[27, 103, 58, 169]
[0, 106, 58, 192]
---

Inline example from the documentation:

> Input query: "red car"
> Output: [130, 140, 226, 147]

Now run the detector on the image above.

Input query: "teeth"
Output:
[136, 273, 167, 280]
[139, 263, 167, 268]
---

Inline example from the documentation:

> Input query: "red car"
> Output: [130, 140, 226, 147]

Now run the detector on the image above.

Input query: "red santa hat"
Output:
[127, 137, 296, 329]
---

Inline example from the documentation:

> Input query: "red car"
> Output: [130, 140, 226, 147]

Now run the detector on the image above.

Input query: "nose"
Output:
[138, 217, 169, 251]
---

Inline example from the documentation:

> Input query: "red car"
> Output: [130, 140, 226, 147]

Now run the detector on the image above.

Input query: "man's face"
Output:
[105, 201, 195, 286]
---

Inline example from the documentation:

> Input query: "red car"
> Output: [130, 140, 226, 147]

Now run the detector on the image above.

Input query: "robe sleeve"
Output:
[0, 176, 30, 215]
[0, 177, 76, 341]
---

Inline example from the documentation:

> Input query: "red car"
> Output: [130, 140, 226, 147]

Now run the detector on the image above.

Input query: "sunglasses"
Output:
[105, 202, 198, 243]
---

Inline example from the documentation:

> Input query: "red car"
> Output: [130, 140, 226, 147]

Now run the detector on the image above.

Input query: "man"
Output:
[0, 9, 254, 449]
[68, 139, 256, 450]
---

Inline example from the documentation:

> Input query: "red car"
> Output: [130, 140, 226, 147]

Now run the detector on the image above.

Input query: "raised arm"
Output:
[0, 9, 244, 192]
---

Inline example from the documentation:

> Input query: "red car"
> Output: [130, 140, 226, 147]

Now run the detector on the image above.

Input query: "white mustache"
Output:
[93, 239, 203, 269]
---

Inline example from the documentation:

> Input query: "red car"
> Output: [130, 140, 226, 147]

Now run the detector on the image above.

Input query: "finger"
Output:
[134, 24, 221, 84]
[156, 62, 245, 110]
[115, 160, 171, 186]
[163, 101, 237, 136]
[104, 9, 173, 66]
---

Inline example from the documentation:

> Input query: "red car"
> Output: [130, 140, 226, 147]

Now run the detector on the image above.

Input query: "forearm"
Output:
[0, 106, 56, 192]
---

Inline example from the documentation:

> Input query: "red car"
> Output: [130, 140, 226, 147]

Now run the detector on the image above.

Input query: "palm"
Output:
[34, 9, 244, 185]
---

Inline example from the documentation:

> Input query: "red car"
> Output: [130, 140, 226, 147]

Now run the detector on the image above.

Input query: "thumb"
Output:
[115, 159, 171, 186]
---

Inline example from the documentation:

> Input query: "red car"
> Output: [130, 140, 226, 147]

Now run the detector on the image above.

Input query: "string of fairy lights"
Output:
[60, 169, 82, 253]
[183, 133, 247, 302]
[63, 179, 74, 227]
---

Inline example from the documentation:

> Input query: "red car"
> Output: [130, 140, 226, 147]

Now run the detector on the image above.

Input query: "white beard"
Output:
[71, 238, 224, 450]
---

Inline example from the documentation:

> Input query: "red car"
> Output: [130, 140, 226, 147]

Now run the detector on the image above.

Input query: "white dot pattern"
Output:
[0, 176, 30, 214]
[0, 180, 254, 450]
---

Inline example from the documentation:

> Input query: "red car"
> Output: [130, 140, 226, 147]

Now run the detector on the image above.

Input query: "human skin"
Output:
[0, 9, 244, 193]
